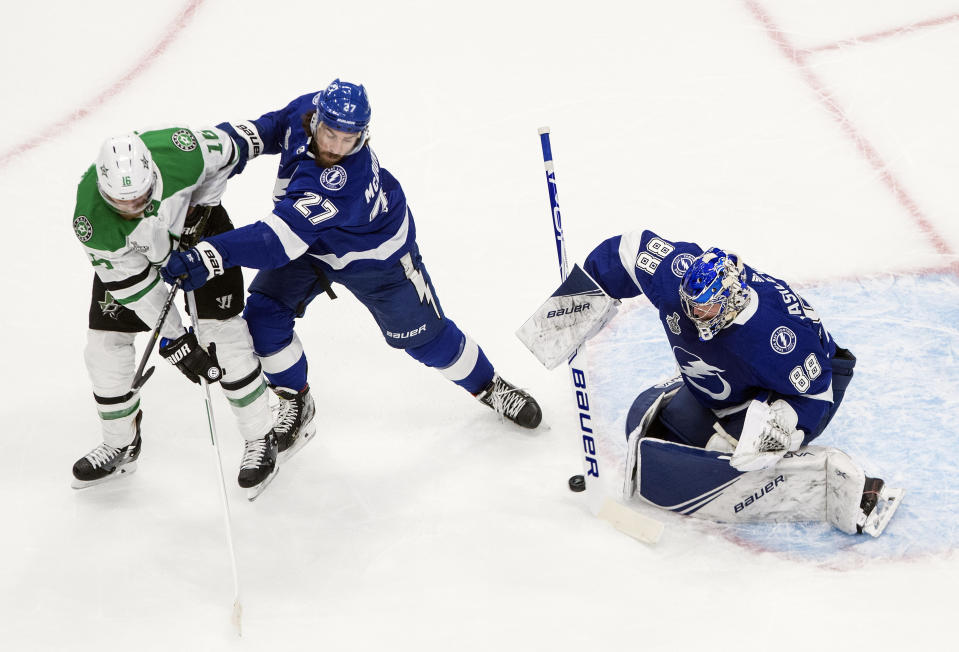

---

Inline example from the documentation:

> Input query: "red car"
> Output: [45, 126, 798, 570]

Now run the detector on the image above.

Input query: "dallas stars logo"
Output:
[99, 291, 122, 319]
[99, 164, 109, 178]
[141, 153, 150, 169]
[171, 129, 198, 152]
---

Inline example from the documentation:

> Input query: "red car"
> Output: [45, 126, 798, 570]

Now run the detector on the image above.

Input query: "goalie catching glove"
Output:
[159, 329, 222, 384]
[729, 398, 804, 471]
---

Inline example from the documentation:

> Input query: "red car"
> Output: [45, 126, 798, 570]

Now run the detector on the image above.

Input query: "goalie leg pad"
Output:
[634, 438, 881, 533]
[622, 377, 683, 498]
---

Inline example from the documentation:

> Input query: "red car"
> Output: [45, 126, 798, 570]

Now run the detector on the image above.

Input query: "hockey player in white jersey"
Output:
[72, 129, 280, 498]
[519, 230, 903, 536]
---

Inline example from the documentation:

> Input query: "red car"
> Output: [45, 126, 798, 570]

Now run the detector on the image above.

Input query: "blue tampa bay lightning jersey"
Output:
[204, 92, 414, 272]
[584, 230, 838, 439]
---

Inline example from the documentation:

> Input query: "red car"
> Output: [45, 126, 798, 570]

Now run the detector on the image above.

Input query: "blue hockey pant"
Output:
[243, 245, 494, 394]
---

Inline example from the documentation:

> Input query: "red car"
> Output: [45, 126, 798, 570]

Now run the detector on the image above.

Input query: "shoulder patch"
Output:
[74, 215, 93, 242]
[320, 165, 348, 191]
[770, 326, 797, 354]
[171, 129, 198, 152]
[670, 253, 695, 278]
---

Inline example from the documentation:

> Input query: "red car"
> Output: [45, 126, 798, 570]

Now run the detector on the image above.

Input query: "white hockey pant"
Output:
[84, 316, 273, 447]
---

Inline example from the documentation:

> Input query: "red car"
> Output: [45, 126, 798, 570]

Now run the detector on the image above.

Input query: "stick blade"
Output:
[598, 498, 664, 544]
[231, 599, 243, 637]
[131, 366, 155, 391]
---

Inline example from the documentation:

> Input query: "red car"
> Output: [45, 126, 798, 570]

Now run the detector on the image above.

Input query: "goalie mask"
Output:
[309, 79, 371, 156]
[95, 133, 157, 218]
[679, 247, 750, 341]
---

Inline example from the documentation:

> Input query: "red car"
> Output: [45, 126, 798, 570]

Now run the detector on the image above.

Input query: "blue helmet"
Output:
[310, 79, 371, 154]
[679, 247, 750, 341]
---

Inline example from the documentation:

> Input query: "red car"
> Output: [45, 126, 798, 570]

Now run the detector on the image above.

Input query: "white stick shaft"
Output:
[186, 291, 243, 635]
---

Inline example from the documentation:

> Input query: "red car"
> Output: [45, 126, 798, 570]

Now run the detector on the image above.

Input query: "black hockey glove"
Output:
[179, 204, 216, 249]
[159, 330, 222, 384]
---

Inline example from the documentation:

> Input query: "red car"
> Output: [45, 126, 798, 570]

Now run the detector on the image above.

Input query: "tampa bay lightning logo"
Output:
[770, 326, 797, 354]
[320, 165, 347, 191]
[671, 253, 695, 278]
[673, 347, 731, 400]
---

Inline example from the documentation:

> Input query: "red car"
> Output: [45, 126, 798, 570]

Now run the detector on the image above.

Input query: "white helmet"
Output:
[95, 133, 157, 216]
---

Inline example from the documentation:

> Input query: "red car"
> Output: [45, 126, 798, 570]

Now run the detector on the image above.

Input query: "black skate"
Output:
[272, 385, 317, 463]
[476, 374, 542, 429]
[239, 431, 279, 501]
[72, 411, 143, 489]
[856, 476, 905, 537]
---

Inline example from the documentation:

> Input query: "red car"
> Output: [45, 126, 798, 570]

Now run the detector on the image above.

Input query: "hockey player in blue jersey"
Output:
[519, 229, 902, 536]
[162, 80, 541, 461]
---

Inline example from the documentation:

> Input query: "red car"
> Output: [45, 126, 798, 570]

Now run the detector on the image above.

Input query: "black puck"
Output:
[568, 474, 586, 492]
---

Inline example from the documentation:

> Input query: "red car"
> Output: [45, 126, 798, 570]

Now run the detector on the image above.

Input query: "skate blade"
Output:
[71, 462, 138, 490]
[862, 487, 905, 537]
[246, 466, 279, 502]
[277, 422, 317, 465]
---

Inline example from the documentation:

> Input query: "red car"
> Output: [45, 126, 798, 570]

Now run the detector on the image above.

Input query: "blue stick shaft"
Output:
[537, 127, 604, 514]
[538, 128, 569, 282]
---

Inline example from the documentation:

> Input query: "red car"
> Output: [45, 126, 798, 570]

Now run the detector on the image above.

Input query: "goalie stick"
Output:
[537, 128, 663, 544]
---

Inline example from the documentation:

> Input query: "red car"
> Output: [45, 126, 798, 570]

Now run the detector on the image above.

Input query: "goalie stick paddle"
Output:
[130, 205, 215, 391]
[538, 127, 663, 544]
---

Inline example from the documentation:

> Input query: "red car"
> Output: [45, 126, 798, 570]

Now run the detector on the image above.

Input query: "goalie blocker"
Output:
[516, 264, 619, 369]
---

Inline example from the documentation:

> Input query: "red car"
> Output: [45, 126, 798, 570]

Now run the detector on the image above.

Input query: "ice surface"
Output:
[1, 1, 956, 650]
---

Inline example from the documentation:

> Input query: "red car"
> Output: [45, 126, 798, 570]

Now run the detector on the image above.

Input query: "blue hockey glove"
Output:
[161, 241, 225, 291]
[159, 330, 222, 384]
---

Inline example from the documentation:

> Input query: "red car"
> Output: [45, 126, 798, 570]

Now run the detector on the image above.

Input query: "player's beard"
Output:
[316, 150, 344, 167]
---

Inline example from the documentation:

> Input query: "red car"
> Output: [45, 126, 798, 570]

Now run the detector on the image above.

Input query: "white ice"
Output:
[2, 1, 957, 650]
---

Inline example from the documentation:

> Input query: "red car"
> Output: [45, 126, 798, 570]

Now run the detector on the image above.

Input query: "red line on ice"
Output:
[0, 0, 206, 170]
[805, 12, 959, 53]
[743, 0, 955, 270]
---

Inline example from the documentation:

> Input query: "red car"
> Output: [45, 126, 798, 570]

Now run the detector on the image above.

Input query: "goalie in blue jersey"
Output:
[519, 230, 903, 537]
[162, 80, 541, 464]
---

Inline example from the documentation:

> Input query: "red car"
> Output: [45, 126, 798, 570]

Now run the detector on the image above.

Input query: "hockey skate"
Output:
[72, 411, 143, 489]
[239, 431, 279, 501]
[476, 374, 542, 429]
[272, 385, 317, 463]
[857, 476, 905, 537]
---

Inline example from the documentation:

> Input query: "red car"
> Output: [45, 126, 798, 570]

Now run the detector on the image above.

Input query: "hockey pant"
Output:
[85, 207, 272, 448]
[244, 244, 494, 394]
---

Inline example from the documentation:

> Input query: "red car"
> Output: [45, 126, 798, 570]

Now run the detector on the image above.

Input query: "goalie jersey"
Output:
[583, 229, 839, 440]
[207, 92, 414, 272]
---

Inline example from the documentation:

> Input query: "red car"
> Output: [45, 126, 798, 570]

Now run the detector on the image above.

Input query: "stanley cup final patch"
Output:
[320, 165, 347, 191]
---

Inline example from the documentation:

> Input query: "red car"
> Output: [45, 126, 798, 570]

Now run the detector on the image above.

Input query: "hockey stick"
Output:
[130, 205, 215, 391]
[130, 279, 181, 391]
[185, 289, 243, 635]
[538, 128, 663, 544]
